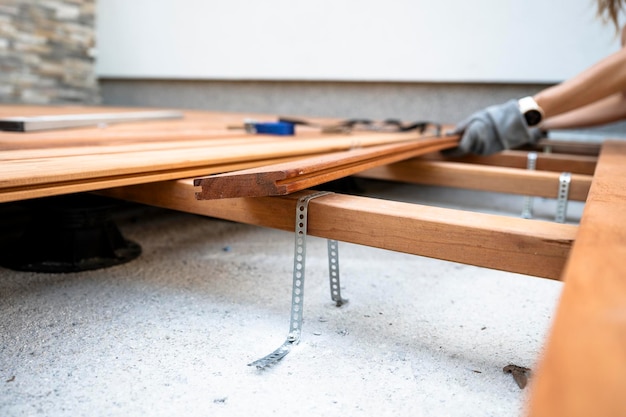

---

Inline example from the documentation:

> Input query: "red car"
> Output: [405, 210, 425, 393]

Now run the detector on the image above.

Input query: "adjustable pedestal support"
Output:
[0, 194, 141, 273]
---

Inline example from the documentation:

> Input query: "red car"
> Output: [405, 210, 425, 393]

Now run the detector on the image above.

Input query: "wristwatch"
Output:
[518, 96, 544, 126]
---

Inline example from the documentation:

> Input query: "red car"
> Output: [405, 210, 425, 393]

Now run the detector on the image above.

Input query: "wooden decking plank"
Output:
[0, 156, 305, 203]
[526, 140, 626, 417]
[1, 105, 455, 202]
[0, 135, 428, 188]
[194, 135, 458, 199]
[0, 107, 273, 149]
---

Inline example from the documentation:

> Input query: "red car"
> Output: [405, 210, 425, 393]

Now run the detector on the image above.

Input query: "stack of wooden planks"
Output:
[0, 105, 456, 203]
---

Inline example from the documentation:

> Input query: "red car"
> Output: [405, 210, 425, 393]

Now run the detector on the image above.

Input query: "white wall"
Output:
[96, 0, 620, 83]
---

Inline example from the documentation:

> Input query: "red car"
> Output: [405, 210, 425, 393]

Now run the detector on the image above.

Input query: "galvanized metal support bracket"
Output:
[249, 191, 346, 369]
[328, 239, 348, 307]
[555, 172, 571, 223]
[521, 152, 538, 219]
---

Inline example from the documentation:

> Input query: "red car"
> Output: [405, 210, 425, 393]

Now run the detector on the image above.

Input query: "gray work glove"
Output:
[447, 99, 543, 156]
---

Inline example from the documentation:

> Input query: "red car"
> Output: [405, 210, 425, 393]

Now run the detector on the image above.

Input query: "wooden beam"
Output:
[357, 159, 592, 201]
[423, 150, 597, 175]
[536, 139, 601, 156]
[194, 136, 458, 199]
[526, 141, 626, 417]
[99, 182, 576, 280]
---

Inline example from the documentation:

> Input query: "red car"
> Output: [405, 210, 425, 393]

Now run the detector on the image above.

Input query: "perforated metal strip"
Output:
[521, 152, 538, 219]
[328, 239, 348, 307]
[555, 172, 571, 223]
[248, 191, 333, 369]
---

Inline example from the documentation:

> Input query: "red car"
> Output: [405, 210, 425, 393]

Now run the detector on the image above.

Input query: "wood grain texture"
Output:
[194, 135, 458, 199]
[423, 150, 597, 175]
[0, 156, 304, 203]
[536, 139, 601, 156]
[0, 105, 453, 202]
[357, 159, 592, 201]
[7, 106, 626, 416]
[526, 140, 626, 417]
[99, 182, 576, 280]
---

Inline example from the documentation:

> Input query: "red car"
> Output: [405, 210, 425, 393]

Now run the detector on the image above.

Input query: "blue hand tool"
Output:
[244, 120, 295, 136]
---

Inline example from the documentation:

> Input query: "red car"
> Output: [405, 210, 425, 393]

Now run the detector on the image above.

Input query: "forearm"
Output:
[540, 92, 626, 129]
[534, 47, 626, 118]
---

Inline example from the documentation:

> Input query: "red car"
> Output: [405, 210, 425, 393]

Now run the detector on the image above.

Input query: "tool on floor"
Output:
[248, 191, 347, 369]
[0, 110, 184, 132]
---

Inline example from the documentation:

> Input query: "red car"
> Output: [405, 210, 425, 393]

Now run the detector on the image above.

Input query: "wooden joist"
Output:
[194, 135, 458, 199]
[99, 181, 576, 280]
[536, 139, 602, 156]
[358, 159, 592, 200]
[526, 140, 626, 417]
[424, 150, 597, 175]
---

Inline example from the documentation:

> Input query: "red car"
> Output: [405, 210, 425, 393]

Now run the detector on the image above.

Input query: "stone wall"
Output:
[0, 0, 99, 105]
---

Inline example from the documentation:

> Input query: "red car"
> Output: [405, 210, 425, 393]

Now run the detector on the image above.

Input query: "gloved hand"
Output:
[446, 99, 544, 156]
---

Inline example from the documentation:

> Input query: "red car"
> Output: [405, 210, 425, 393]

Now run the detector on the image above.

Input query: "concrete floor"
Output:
[0, 181, 582, 417]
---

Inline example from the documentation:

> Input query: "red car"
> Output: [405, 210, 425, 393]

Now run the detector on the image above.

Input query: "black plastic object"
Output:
[0, 194, 141, 273]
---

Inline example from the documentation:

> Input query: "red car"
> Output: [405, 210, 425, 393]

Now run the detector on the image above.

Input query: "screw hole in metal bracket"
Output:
[555, 172, 571, 223]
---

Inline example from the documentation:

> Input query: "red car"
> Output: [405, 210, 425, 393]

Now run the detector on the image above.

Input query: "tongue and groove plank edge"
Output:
[194, 135, 459, 199]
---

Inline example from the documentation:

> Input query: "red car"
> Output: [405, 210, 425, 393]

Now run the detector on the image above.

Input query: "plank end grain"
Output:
[194, 171, 288, 200]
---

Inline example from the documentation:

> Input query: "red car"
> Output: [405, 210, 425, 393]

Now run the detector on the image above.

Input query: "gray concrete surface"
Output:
[0, 181, 582, 417]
